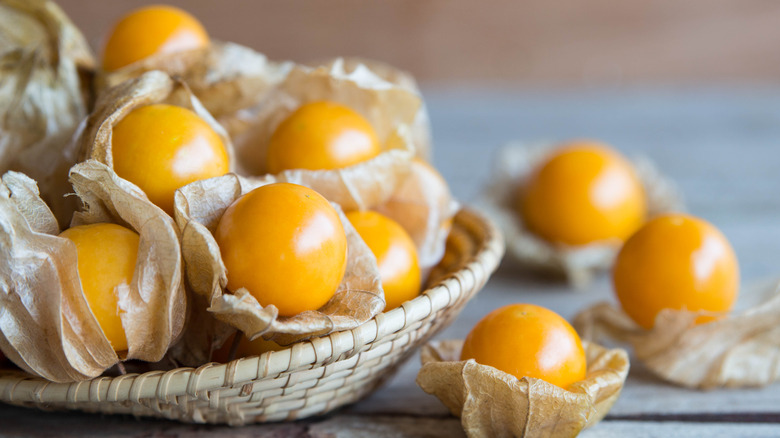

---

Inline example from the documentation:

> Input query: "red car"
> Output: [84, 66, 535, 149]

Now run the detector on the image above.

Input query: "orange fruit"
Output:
[519, 141, 646, 246]
[215, 183, 348, 316]
[266, 101, 381, 173]
[345, 211, 421, 310]
[112, 104, 229, 215]
[461, 303, 587, 388]
[613, 213, 739, 329]
[59, 223, 140, 352]
[102, 5, 209, 71]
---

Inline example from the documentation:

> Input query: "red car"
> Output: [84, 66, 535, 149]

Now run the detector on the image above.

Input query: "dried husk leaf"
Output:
[375, 159, 459, 274]
[97, 41, 292, 123]
[77, 69, 235, 171]
[313, 57, 432, 160]
[173, 172, 384, 357]
[573, 279, 780, 389]
[227, 59, 420, 211]
[417, 340, 629, 438]
[482, 142, 683, 287]
[0, 160, 186, 382]
[0, 0, 94, 225]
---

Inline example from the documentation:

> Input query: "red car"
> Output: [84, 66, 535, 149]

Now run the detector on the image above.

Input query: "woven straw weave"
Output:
[0, 208, 503, 425]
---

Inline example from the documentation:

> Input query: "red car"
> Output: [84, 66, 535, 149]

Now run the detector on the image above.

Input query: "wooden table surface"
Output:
[4, 89, 780, 437]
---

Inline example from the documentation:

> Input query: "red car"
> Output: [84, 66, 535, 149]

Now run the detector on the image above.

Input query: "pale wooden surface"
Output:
[3, 89, 780, 436]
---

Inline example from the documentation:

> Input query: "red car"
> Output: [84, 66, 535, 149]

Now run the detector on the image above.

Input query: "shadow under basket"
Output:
[0, 208, 504, 425]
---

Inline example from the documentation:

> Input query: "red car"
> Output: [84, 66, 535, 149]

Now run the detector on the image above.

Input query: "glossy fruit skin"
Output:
[613, 214, 739, 330]
[215, 183, 348, 317]
[345, 211, 421, 310]
[112, 104, 229, 215]
[519, 141, 646, 246]
[102, 5, 209, 71]
[59, 223, 140, 352]
[266, 101, 381, 173]
[460, 303, 587, 388]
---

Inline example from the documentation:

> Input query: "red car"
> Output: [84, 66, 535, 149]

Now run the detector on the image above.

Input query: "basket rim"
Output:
[0, 206, 504, 406]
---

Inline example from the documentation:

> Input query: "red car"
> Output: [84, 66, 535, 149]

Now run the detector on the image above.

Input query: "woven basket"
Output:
[0, 208, 503, 425]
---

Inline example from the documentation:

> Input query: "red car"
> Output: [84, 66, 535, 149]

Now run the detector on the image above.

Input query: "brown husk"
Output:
[77, 69, 235, 170]
[376, 159, 459, 274]
[0, 160, 186, 382]
[417, 340, 629, 438]
[483, 142, 683, 287]
[227, 59, 420, 211]
[0, 0, 94, 225]
[312, 57, 432, 160]
[573, 280, 780, 389]
[173, 173, 385, 357]
[97, 41, 292, 123]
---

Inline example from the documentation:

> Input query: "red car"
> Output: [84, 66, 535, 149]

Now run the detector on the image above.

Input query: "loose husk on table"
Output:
[483, 142, 684, 287]
[0, 0, 94, 224]
[0, 160, 185, 382]
[417, 340, 629, 438]
[173, 173, 385, 362]
[574, 279, 780, 389]
[226, 59, 421, 211]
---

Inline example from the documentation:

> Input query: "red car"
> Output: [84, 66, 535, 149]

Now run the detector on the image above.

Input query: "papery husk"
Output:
[77, 69, 235, 170]
[376, 159, 459, 274]
[573, 280, 780, 389]
[227, 59, 420, 211]
[483, 142, 683, 287]
[313, 57, 432, 160]
[173, 172, 385, 359]
[0, 160, 186, 382]
[417, 340, 629, 438]
[97, 41, 292, 123]
[0, 0, 94, 225]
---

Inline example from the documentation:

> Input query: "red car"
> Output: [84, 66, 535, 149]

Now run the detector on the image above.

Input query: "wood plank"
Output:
[581, 421, 780, 438]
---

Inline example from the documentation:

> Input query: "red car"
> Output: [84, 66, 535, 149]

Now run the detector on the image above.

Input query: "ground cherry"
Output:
[613, 213, 739, 330]
[346, 211, 421, 310]
[102, 5, 209, 71]
[461, 303, 587, 388]
[519, 141, 646, 246]
[266, 101, 381, 173]
[59, 223, 140, 352]
[112, 104, 229, 215]
[215, 183, 348, 316]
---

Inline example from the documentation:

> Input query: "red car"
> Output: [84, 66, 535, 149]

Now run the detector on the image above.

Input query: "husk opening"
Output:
[573, 279, 780, 389]
[97, 41, 292, 124]
[0, 0, 94, 225]
[77, 69, 235, 171]
[482, 142, 683, 287]
[417, 340, 629, 438]
[173, 173, 385, 360]
[0, 160, 185, 382]
[227, 59, 421, 211]
[376, 159, 459, 274]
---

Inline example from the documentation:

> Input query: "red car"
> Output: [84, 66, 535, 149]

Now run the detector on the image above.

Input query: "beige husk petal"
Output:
[375, 159, 459, 274]
[0, 160, 186, 382]
[173, 173, 384, 352]
[312, 57, 432, 160]
[482, 142, 684, 287]
[77, 69, 235, 170]
[417, 340, 629, 438]
[97, 41, 292, 123]
[573, 280, 780, 389]
[0, 0, 94, 225]
[228, 60, 420, 211]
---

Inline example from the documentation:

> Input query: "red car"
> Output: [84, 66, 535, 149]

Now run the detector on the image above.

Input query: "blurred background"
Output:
[59, 0, 780, 88]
